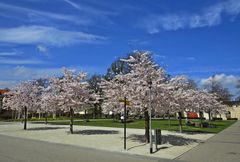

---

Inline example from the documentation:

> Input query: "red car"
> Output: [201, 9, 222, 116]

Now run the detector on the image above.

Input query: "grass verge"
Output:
[29, 118, 237, 133]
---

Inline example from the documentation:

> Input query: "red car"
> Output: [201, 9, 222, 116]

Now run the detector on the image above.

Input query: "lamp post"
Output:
[124, 96, 127, 150]
[148, 79, 153, 154]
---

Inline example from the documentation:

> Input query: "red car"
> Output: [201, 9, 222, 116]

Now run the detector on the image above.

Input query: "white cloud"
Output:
[154, 54, 166, 59]
[170, 67, 240, 75]
[0, 65, 106, 88]
[127, 39, 149, 46]
[0, 2, 91, 25]
[0, 66, 62, 88]
[0, 25, 104, 47]
[200, 74, 240, 96]
[0, 66, 61, 88]
[64, 0, 81, 10]
[0, 57, 43, 65]
[63, 0, 115, 16]
[201, 74, 240, 87]
[12, 66, 35, 78]
[36, 45, 48, 53]
[0, 80, 18, 89]
[0, 51, 20, 56]
[141, 0, 240, 33]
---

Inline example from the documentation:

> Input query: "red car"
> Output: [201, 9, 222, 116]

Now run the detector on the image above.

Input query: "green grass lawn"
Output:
[30, 118, 237, 133]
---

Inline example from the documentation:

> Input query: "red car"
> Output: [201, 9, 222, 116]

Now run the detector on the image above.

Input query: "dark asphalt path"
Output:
[0, 134, 177, 162]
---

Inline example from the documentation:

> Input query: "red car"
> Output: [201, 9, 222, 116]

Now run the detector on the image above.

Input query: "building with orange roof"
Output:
[0, 89, 9, 95]
[0, 89, 9, 111]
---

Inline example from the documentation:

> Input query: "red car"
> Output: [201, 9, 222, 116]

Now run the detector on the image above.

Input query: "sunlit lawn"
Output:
[30, 118, 237, 133]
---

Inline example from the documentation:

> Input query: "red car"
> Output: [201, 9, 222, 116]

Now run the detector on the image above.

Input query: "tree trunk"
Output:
[53, 112, 56, 119]
[186, 112, 189, 123]
[45, 112, 48, 125]
[11, 110, 14, 120]
[208, 110, 211, 121]
[70, 108, 74, 134]
[99, 105, 102, 118]
[168, 111, 171, 128]
[93, 104, 97, 119]
[21, 109, 24, 123]
[199, 111, 203, 127]
[59, 111, 61, 118]
[84, 110, 88, 122]
[24, 107, 27, 130]
[144, 110, 150, 143]
[17, 111, 21, 119]
[14, 110, 17, 119]
[178, 112, 182, 133]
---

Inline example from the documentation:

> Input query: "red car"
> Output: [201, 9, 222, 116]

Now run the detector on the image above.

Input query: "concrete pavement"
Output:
[1, 121, 239, 162]
[0, 122, 213, 159]
[0, 134, 176, 162]
[176, 121, 240, 162]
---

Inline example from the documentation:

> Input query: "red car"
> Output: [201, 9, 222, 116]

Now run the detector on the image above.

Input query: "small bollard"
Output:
[154, 129, 162, 151]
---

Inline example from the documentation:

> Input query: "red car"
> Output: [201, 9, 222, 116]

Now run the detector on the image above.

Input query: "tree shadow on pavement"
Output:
[128, 134, 147, 143]
[179, 130, 211, 135]
[127, 143, 147, 151]
[128, 134, 200, 146]
[71, 129, 119, 135]
[27, 127, 66, 131]
[161, 135, 200, 146]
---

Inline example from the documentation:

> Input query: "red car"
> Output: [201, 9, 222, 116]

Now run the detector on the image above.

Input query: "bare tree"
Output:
[88, 74, 103, 118]
[203, 75, 232, 101]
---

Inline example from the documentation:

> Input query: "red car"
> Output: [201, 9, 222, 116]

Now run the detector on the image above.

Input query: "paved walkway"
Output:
[0, 134, 175, 162]
[177, 121, 240, 162]
[0, 122, 213, 160]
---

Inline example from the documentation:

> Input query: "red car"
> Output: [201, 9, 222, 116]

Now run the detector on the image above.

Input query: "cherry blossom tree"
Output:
[101, 74, 133, 115]
[2, 90, 22, 119]
[170, 76, 228, 129]
[50, 68, 95, 134]
[40, 86, 60, 124]
[167, 76, 198, 132]
[102, 51, 169, 141]
[3, 80, 40, 130]
[103, 52, 195, 137]
[3, 51, 228, 137]
[102, 50, 228, 137]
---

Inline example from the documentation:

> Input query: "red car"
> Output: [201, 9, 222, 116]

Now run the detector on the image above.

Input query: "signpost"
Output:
[119, 97, 130, 150]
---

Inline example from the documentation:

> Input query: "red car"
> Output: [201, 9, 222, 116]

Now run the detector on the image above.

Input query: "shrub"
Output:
[227, 118, 238, 120]
[212, 117, 223, 121]
[119, 119, 134, 123]
[202, 122, 209, 128]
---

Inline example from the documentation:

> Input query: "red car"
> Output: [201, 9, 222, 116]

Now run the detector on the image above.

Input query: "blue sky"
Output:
[0, 0, 240, 95]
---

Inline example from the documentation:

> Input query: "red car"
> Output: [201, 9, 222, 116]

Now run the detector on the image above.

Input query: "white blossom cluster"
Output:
[2, 51, 227, 119]
[101, 51, 227, 116]
[3, 68, 97, 115]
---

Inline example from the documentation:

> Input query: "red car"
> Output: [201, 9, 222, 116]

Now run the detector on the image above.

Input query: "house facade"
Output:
[223, 101, 240, 120]
[0, 89, 9, 111]
[180, 101, 240, 120]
